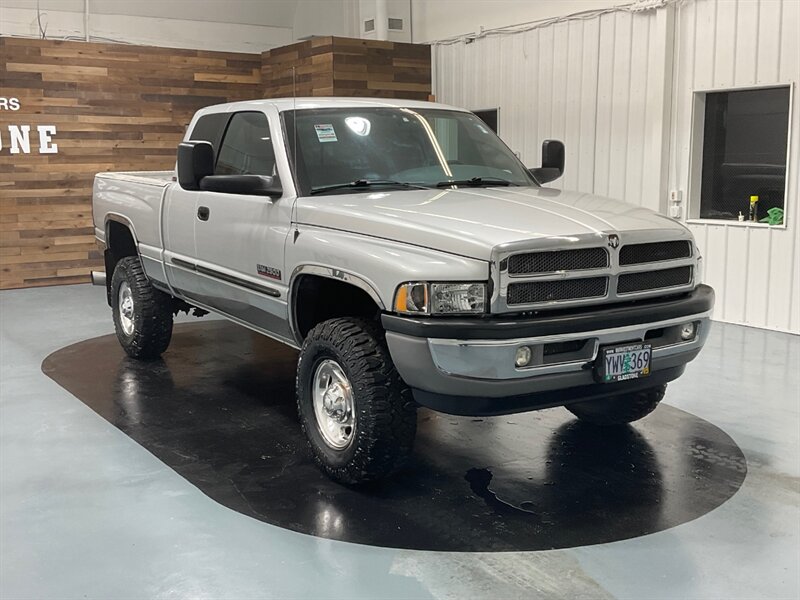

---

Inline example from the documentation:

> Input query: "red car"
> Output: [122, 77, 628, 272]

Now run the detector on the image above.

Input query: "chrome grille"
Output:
[508, 248, 608, 275]
[617, 266, 693, 294]
[507, 277, 607, 305]
[494, 233, 697, 313]
[619, 241, 692, 265]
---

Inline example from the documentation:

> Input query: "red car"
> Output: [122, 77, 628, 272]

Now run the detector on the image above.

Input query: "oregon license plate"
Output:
[597, 343, 652, 383]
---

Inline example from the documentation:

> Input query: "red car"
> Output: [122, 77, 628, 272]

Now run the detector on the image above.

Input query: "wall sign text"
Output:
[0, 97, 59, 154]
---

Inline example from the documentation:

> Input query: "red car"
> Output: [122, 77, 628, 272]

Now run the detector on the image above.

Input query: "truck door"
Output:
[163, 111, 230, 302]
[162, 185, 200, 300]
[191, 110, 294, 342]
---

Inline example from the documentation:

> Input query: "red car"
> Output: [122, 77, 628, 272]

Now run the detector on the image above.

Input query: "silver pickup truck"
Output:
[92, 97, 714, 484]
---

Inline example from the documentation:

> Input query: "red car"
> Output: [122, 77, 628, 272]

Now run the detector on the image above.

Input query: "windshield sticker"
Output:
[314, 124, 338, 143]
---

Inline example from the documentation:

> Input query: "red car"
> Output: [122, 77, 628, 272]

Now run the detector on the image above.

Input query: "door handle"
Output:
[197, 206, 210, 221]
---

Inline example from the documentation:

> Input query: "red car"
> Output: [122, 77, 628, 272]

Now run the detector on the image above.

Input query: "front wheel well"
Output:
[292, 275, 382, 342]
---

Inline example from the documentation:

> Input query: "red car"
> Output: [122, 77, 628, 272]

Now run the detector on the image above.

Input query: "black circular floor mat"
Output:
[43, 320, 746, 552]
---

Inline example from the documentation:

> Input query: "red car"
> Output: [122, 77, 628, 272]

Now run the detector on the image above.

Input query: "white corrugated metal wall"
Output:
[432, 0, 799, 333]
[669, 0, 799, 333]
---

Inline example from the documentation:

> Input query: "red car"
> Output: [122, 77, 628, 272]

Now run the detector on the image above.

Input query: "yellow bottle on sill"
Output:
[748, 195, 759, 222]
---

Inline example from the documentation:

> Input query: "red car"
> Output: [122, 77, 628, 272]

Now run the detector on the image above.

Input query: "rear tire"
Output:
[111, 256, 173, 360]
[566, 384, 666, 426]
[296, 317, 417, 484]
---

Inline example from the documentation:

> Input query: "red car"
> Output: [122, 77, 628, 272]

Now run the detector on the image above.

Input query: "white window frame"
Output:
[686, 82, 794, 229]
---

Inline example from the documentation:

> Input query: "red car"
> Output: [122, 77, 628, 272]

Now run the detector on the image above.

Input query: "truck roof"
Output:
[193, 97, 466, 117]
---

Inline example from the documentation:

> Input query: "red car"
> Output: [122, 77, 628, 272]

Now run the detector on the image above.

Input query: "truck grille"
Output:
[619, 241, 692, 265]
[508, 248, 608, 275]
[496, 235, 696, 311]
[507, 277, 607, 305]
[617, 266, 692, 294]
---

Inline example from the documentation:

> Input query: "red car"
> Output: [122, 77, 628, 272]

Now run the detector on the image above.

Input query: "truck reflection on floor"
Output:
[42, 320, 746, 552]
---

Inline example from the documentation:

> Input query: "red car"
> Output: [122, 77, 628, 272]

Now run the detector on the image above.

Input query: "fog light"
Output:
[680, 322, 696, 340]
[515, 346, 532, 367]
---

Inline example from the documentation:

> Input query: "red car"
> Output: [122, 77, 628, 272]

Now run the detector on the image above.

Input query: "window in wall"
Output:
[216, 112, 277, 178]
[473, 109, 499, 134]
[697, 86, 790, 224]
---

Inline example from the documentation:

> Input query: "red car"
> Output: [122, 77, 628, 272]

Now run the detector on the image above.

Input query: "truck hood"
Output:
[294, 186, 689, 260]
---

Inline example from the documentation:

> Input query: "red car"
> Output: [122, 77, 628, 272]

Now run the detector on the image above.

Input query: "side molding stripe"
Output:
[170, 258, 281, 298]
[170, 257, 196, 271]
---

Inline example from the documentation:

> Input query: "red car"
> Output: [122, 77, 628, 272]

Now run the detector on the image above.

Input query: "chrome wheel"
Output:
[312, 359, 355, 449]
[118, 281, 135, 336]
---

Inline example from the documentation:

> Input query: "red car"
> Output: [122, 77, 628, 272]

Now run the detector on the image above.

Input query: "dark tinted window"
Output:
[216, 111, 277, 177]
[700, 87, 789, 221]
[188, 112, 229, 157]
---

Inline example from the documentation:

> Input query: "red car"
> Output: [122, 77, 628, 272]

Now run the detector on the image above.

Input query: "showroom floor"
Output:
[1, 284, 798, 600]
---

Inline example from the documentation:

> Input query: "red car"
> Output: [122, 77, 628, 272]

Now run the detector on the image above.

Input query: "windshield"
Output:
[282, 107, 536, 196]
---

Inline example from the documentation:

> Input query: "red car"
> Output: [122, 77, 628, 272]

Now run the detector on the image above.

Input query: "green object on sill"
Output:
[760, 207, 784, 226]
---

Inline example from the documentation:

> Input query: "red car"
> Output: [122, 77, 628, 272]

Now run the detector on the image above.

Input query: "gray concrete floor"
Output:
[1, 283, 798, 600]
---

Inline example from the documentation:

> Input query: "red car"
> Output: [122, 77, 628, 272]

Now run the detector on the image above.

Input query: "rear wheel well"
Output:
[293, 275, 381, 341]
[104, 220, 138, 304]
[106, 220, 138, 266]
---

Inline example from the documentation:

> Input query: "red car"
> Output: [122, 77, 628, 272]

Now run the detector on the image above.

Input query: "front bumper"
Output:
[382, 284, 714, 416]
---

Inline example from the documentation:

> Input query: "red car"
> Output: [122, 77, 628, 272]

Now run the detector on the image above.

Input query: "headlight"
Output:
[394, 282, 487, 315]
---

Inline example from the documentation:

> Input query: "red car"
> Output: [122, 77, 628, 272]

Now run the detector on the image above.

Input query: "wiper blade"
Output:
[435, 176, 514, 188]
[309, 179, 430, 195]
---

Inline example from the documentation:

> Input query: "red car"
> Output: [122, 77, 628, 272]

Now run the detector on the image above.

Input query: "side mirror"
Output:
[177, 141, 214, 191]
[199, 174, 283, 199]
[529, 139, 565, 184]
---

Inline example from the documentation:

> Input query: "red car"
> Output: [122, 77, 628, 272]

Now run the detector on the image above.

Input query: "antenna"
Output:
[290, 65, 300, 241]
[292, 66, 298, 190]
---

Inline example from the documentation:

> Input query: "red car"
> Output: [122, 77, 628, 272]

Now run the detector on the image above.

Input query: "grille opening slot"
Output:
[645, 328, 665, 340]
[508, 247, 608, 275]
[507, 277, 608, 305]
[543, 339, 588, 356]
[619, 241, 692, 265]
[617, 266, 692, 294]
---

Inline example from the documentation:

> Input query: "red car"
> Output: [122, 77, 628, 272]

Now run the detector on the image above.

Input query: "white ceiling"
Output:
[4, 0, 300, 28]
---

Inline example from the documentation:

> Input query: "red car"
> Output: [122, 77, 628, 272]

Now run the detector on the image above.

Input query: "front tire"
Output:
[296, 317, 417, 484]
[111, 256, 173, 360]
[566, 384, 667, 425]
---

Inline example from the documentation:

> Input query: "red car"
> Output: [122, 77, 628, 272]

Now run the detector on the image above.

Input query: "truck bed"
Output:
[95, 171, 174, 187]
[93, 171, 175, 255]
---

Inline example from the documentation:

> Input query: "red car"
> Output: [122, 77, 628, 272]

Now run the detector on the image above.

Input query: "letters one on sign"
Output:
[0, 125, 59, 155]
[0, 97, 58, 154]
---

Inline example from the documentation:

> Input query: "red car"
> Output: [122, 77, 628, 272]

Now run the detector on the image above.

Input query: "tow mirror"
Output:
[199, 174, 283, 199]
[529, 140, 565, 184]
[177, 141, 215, 191]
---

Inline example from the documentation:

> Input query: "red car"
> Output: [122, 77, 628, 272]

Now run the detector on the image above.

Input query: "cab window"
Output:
[216, 112, 278, 178]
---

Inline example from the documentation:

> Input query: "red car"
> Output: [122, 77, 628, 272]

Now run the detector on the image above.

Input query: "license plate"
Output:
[597, 343, 652, 383]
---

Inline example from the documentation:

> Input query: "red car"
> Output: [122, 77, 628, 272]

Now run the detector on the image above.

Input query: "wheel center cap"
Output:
[322, 383, 348, 422]
[121, 297, 134, 319]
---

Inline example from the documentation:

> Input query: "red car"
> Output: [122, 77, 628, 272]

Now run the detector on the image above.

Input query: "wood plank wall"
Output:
[1, 35, 431, 290]
[262, 36, 431, 100]
[0, 37, 260, 289]
[261, 36, 335, 97]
